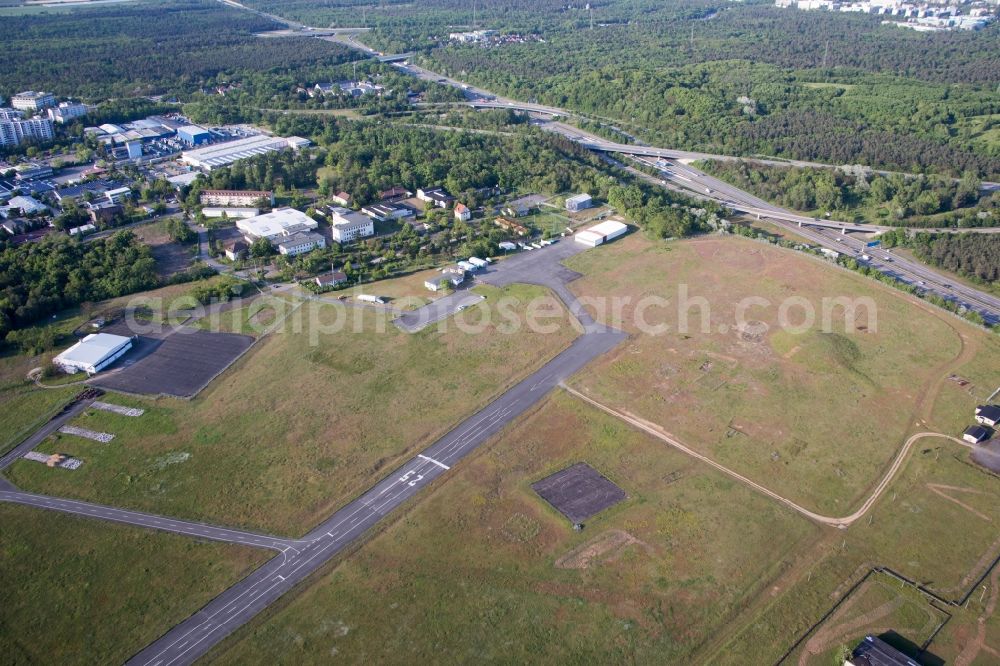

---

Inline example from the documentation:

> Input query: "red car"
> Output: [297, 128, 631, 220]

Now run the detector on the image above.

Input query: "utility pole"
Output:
[590, 6, 594, 30]
[473, 0, 477, 29]
[690, 25, 694, 49]
[822, 40, 829, 70]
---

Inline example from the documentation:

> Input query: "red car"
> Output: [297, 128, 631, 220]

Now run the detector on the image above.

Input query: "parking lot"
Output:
[89, 322, 254, 398]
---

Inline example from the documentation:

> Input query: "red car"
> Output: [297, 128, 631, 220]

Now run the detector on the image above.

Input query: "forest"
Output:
[186, 115, 617, 208]
[244, 0, 1000, 85]
[699, 160, 997, 227]
[0, 0, 359, 99]
[411, 1, 1000, 176]
[880, 229, 1000, 284]
[0, 231, 160, 340]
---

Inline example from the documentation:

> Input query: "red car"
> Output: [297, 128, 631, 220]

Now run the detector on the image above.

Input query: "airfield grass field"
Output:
[209, 391, 817, 664]
[0, 503, 267, 665]
[206, 383, 1000, 664]
[4, 283, 577, 535]
[718, 446, 1000, 664]
[563, 234, 982, 516]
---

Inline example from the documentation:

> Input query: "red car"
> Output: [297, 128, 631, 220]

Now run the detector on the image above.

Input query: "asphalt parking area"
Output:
[89, 322, 253, 398]
[531, 462, 626, 523]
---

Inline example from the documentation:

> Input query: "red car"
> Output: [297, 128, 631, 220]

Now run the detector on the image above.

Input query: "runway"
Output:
[125, 242, 626, 665]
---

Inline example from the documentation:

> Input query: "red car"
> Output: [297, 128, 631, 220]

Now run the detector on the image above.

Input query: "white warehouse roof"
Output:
[54, 333, 132, 374]
[236, 207, 317, 240]
[180, 135, 308, 171]
[586, 220, 628, 237]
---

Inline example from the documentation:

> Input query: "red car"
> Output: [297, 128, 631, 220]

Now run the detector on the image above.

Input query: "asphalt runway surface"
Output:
[127, 240, 627, 666]
[394, 290, 487, 332]
[0, 490, 303, 552]
[531, 462, 627, 524]
[127, 324, 625, 666]
[0, 397, 96, 471]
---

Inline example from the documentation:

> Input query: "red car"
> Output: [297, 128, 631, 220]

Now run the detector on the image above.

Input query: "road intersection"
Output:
[1, 238, 626, 666]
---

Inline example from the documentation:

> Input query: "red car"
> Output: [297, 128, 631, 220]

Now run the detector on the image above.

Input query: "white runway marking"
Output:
[418, 454, 450, 470]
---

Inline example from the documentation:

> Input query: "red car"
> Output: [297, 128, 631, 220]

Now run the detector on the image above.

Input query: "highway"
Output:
[633, 156, 1000, 324]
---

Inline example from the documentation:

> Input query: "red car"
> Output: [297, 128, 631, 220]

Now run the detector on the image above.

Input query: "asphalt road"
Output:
[0, 490, 303, 552]
[0, 397, 96, 471]
[125, 237, 625, 666]
[648, 158, 1000, 324]
[394, 289, 487, 332]
[127, 331, 624, 666]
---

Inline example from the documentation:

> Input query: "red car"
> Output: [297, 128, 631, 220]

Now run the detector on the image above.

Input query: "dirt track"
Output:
[562, 385, 971, 529]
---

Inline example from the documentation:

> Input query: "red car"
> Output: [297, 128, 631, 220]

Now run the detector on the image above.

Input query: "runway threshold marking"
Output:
[418, 454, 450, 470]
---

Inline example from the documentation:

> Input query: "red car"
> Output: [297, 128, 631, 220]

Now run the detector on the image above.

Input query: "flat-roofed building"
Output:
[48, 102, 88, 123]
[12, 91, 56, 112]
[54, 333, 133, 375]
[417, 187, 454, 209]
[177, 125, 211, 145]
[0, 116, 54, 147]
[574, 219, 628, 247]
[361, 202, 414, 222]
[236, 207, 318, 241]
[181, 135, 310, 172]
[277, 231, 326, 256]
[565, 193, 593, 212]
[328, 206, 374, 243]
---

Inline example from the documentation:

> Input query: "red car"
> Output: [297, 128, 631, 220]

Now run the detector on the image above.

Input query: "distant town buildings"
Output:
[0, 115, 54, 147]
[446, 29, 540, 45]
[448, 29, 500, 42]
[773, 0, 996, 31]
[310, 81, 385, 98]
[48, 102, 88, 124]
[11, 91, 57, 112]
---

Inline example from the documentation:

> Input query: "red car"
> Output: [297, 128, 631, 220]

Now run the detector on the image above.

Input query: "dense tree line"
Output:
[180, 62, 465, 126]
[185, 116, 616, 208]
[880, 230, 1000, 283]
[0, 231, 159, 339]
[246, 0, 999, 85]
[0, 0, 359, 99]
[701, 160, 997, 227]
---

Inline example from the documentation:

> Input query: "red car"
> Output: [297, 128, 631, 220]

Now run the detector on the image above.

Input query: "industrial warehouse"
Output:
[574, 219, 629, 247]
[180, 134, 310, 171]
[53, 333, 133, 375]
